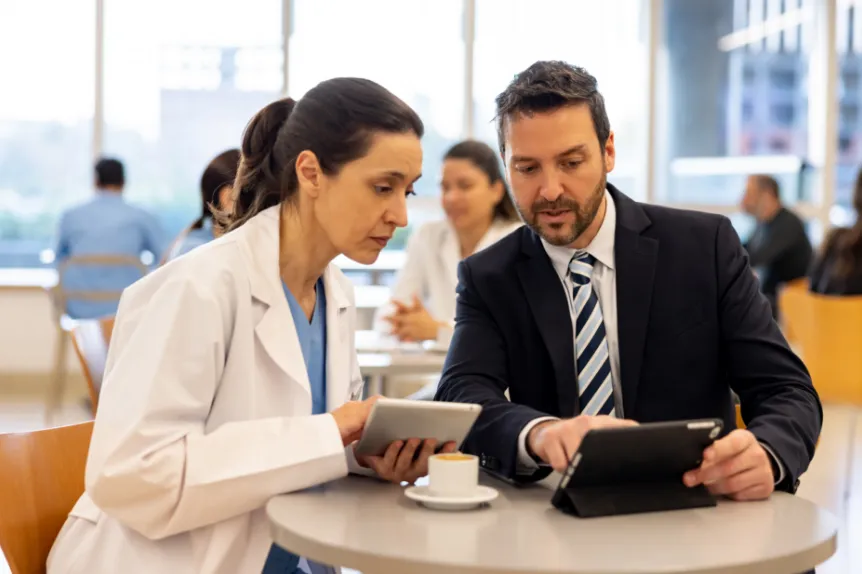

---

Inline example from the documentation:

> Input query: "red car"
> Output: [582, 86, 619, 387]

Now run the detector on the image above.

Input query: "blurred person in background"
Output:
[54, 157, 166, 318]
[740, 174, 812, 316]
[374, 140, 522, 348]
[809, 167, 862, 295]
[163, 149, 241, 262]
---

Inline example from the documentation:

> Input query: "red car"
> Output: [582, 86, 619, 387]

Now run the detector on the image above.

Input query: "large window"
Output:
[473, 0, 648, 201]
[103, 0, 283, 241]
[835, 4, 862, 226]
[658, 0, 813, 207]
[0, 0, 94, 267]
[289, 0, 465, 214]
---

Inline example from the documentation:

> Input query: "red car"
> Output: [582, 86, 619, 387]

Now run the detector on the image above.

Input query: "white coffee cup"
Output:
[427, 453, 479, 497]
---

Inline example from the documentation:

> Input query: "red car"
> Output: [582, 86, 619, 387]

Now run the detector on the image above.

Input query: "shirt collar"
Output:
[541, 188, 616, 280]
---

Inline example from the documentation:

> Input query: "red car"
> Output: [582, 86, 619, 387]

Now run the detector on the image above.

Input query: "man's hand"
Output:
[527, 416, 639, 472]
[683, 429, 775, 501]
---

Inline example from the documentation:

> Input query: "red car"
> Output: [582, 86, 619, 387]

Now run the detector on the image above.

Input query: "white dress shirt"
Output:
[515, 191, 784, 483]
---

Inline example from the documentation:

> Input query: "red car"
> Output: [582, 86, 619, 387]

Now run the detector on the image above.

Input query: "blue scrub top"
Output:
[262, 278, 327, 573]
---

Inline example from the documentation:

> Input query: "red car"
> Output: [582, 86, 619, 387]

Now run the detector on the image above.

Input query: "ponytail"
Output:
[215, 98, 296, 233]
[216, 78, 424, 234]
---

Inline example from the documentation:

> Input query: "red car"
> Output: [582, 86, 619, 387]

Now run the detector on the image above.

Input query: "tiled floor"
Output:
[1, 396, 859, 573]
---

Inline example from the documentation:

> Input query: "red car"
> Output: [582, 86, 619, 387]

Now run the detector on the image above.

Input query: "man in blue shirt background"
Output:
[55, 157, 166, 318]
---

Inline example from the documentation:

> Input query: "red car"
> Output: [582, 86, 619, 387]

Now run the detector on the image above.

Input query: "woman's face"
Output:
[312, 132, 422, 264]
[440, 158, 503, 232]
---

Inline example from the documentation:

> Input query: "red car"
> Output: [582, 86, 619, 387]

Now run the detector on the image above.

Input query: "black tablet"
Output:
[551, 419, 723, 518]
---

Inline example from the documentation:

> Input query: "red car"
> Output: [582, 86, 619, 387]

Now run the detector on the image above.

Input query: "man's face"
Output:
[502, 104, 614, 247]
[741, 176, 763, 217]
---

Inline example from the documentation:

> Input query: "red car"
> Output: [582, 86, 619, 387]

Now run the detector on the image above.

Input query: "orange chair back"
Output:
[0, 422, 94, 574]
[777, 278, 809, 346]
[70, 317, 114, 415]
[801, 293, 862, 405]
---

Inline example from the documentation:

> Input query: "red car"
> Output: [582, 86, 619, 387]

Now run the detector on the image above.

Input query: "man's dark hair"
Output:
[752, 174, 781, 199]
[94, 158, 125, 188]
[494, 61, 610, 155]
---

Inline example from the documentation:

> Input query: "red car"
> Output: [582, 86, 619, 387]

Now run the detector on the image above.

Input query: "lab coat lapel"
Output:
[323, 265, 352, 412]
[241, 207, 311, 396]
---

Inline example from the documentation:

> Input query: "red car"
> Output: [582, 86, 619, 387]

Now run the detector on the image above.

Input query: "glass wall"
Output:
[0, 0, 848, 269]
[473, 0, 648, 200]
[103, 0, 283, 242]
[0, 0, 95, 267]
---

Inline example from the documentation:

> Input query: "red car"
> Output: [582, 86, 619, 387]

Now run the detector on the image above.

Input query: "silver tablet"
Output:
[353, 398, 482, 457]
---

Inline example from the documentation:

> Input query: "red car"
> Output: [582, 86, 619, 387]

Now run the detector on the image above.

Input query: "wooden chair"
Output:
[777, 277, 809, 347]
[47, 255, 146, 423]
[800, 293, 862, 405]
[70, 318, 115, 416]
[0, 422, 94, 574]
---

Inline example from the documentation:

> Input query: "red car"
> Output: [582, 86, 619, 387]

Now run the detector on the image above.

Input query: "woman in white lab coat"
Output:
[375, 140, 522, 346]
[47, 78, 454, 574]
[162, 148, 241, 263]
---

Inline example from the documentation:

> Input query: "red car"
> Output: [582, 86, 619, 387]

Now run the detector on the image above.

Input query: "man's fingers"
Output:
[698, 442, 763, 484]
[542, 437, 569, 472]
[704, 429, 753, 463]
[727, 482, 773, 502]
[706, 466, 772, 497]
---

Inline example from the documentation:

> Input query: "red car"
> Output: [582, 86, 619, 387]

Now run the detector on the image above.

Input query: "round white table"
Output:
[267, 475, 837, 574]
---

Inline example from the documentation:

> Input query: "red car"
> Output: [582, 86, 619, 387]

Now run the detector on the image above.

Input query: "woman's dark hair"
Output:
[829, 168, 862, 278]
[192, 148, 241, 229]
[220, 78, 424, 232]
[443, 140, 518, 222]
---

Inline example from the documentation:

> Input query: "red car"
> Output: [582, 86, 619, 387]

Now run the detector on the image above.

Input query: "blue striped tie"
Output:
[569, 253, 616, 417]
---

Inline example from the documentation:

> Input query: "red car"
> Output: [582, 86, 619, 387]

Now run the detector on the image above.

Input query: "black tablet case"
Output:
[551, 420, 720, 518]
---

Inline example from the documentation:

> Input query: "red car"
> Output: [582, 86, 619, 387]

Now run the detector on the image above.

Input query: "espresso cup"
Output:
[427, 453, 479, 498]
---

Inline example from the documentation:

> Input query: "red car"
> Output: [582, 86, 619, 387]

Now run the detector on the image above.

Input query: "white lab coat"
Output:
[374, 218, 522, 345]
[47, 205, 372, 574]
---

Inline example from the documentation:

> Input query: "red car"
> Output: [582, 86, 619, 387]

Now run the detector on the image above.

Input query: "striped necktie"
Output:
[569, 253, 616, 417]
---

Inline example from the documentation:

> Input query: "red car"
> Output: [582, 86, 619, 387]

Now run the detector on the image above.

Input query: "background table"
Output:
[267, 474, 837, 574]
[355, 331, 447, 396]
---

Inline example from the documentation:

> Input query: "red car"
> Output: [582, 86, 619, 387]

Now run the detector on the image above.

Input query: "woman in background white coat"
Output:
[375, 140, 521, 347]
[47, 78, 454, 574]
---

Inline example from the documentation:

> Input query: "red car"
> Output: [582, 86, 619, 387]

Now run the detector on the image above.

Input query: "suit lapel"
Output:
[611, 188, 658, 416]
[517, 233, 579, 418]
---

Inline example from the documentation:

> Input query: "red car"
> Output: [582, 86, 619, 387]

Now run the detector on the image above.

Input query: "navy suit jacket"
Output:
[435, 185, 821, 493]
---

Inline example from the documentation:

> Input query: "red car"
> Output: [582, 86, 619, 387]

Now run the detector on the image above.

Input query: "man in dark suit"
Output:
[436, 61, 821, 501]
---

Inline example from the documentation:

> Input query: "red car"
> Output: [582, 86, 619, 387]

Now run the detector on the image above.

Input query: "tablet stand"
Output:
[552, 479, 716, 518]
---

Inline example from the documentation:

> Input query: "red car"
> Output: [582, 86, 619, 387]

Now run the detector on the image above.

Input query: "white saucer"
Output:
[404, 485, 499, 510]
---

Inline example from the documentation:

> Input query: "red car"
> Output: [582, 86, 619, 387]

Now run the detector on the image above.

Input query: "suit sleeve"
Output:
[716, 217, 821, 492]
[435, 260, 552, 483]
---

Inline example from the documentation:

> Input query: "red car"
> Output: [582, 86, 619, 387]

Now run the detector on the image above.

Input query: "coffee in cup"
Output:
[427, 452, 478, 497]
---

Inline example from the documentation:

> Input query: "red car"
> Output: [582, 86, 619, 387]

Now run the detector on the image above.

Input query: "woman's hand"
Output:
[356, 439, 458, 485]
[383, 295, 444, 342]
[331, 396, 380, 446]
